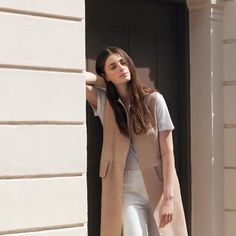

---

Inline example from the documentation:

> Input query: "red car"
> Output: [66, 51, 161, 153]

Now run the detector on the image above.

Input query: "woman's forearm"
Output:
[159, 131, 175, 200]
[86, 71, 106, 88]
[162, 152, 175, 200]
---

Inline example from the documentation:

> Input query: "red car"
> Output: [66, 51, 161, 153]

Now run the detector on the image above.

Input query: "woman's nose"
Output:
[118, 62, 125, 70]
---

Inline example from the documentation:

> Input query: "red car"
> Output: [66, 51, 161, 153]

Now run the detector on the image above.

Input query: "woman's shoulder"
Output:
[145, 90, 163, 103]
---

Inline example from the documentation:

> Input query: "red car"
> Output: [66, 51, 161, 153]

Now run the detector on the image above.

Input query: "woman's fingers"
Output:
[159, 213, 173, 228]
[167, 213, 173, 224]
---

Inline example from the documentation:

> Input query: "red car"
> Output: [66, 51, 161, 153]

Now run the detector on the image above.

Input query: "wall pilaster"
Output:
[186, 1, 224, 236]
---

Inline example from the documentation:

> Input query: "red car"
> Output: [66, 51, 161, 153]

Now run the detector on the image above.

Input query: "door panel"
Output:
[129, 27, 157, 88]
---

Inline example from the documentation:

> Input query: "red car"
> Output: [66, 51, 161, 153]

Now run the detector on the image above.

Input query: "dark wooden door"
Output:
[86, 0, 191, 235]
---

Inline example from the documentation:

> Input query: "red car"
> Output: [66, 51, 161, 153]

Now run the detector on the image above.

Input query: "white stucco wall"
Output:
[0, 1, 87, 235]
[223, 1, 236, 236]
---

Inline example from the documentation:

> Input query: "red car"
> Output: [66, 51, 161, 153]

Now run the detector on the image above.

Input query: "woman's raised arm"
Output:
[85, 72, 106, 108]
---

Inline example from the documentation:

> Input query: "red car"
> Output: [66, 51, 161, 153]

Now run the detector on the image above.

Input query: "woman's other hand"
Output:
[159, 197, 174, 228]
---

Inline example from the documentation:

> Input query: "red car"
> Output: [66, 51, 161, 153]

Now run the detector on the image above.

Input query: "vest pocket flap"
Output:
[99, 160, 110, 177]
[155, 164, 163, 182]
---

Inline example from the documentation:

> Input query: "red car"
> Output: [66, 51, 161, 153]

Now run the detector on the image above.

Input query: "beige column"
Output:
[186, 0, 224, 236]
[223, 1, 236, 235]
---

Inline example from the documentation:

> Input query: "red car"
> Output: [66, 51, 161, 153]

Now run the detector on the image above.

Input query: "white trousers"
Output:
[122, 169, 160, 236]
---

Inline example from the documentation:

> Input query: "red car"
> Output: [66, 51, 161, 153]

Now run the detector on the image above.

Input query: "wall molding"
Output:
[0, 173, 85, 180]
[223, 39, 236, 44]
[224, 209, 236, 212]
[210, 1, 225, 21]
[224, 124, 236, 128]
[187, 1, 210, 23]
[211, 0, 225, 10]
[0, 64, 83, 73]
[0, 223, 85, 236]
[223, 81, 236, 86]
[0, 121, 85, 125]
[187, 0, 225, 22]
[224, 166, 236, 169]
[0, 7, 83, 22]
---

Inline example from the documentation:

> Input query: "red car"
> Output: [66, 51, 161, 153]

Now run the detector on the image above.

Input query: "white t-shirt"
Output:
[91, 88, 174, 170]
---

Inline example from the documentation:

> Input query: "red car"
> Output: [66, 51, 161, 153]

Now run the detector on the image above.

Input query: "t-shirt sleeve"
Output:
[90, 87, 106, 124]
[155, 93, 175, 131]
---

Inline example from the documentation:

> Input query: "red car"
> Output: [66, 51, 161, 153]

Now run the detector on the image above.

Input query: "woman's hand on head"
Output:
[159, 197, 174, 228]
[85, 71, 96, 85]
[85, 71, 106, 88]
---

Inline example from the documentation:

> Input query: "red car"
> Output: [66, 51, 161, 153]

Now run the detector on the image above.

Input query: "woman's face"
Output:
[103, 53, 131, 85]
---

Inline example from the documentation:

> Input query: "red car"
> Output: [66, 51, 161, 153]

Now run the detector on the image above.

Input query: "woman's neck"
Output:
[115, 84, 130, 107]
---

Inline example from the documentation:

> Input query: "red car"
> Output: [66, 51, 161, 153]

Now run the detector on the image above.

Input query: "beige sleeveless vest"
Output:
[99, 92, 188, 236]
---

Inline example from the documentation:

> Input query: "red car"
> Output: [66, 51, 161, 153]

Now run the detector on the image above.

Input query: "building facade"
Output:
[0, 0, 235, 236]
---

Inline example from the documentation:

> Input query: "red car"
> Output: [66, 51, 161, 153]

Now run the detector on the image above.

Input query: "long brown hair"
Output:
[96, 47, 156, 137]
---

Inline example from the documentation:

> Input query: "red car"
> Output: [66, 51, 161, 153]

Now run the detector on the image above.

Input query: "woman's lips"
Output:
[120, 72, 129, 77]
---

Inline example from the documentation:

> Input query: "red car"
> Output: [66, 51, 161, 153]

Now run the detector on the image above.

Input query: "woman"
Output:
[86, 47, 188, 236]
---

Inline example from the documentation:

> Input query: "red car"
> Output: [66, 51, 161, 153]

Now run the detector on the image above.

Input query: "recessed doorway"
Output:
[86, 0, 191, 235]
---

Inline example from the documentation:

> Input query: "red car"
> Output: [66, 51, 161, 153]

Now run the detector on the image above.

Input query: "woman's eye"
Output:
[120, 60, 127, 65]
